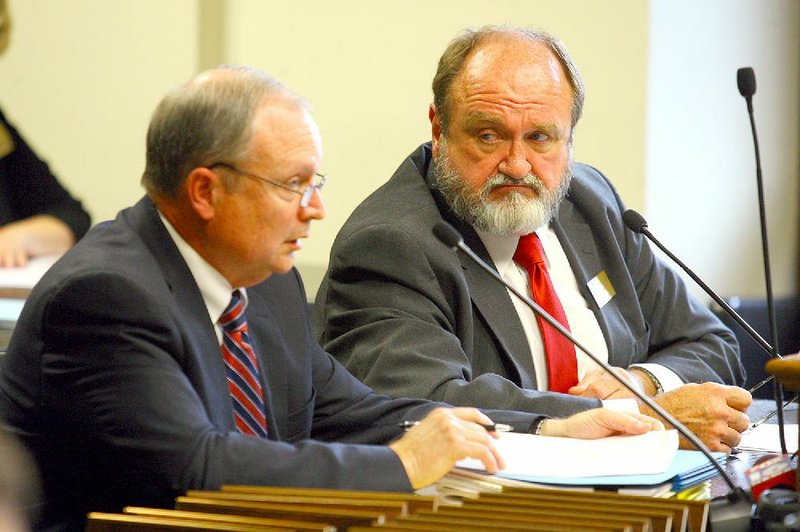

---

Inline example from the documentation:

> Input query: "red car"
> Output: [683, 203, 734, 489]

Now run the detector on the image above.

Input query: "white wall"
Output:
[646, 0, 800, 301]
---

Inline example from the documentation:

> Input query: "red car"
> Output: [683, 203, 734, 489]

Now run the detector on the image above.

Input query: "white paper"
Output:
[0, 298, 24, 322]
[456, 429, 678, 478]
[0, 255, 59, 289]
[738, 424, 799, 453]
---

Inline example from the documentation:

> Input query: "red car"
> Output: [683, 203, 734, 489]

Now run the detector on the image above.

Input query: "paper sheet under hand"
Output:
[738, 424, 799, 453]
[456, 429, 678, 478]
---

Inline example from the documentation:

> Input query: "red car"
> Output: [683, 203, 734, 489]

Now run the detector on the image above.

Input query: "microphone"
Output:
[737, 66, 788, 456]
[624, 207, 789, 458]
[433, 221, 754, 530]
[737, 67, 756, 112]
[622, 209, 779, 369]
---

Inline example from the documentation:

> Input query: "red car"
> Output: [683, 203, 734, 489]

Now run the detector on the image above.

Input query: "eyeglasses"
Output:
[209, 162, 326, 208]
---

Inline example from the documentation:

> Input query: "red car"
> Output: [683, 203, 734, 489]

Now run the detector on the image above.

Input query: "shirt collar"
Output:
[475, 225, 548, 275]
[157, 211, 241, 326]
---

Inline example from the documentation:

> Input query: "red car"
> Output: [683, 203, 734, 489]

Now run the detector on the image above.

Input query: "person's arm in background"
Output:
[0, 111, 91, 267]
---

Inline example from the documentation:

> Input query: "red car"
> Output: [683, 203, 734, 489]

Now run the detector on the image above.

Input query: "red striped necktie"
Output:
[219, 289, 268, 438]
[513, 233, 579, 393]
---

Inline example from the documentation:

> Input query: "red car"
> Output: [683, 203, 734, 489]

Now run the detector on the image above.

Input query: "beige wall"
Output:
[0, 0, 796, 301]
[0, 0, 198, 224]
[223, 0, 649, 285]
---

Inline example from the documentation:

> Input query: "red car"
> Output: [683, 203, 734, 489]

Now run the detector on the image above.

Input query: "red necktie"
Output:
[513, 233, 578, 393]
[219, 290, 268, 437]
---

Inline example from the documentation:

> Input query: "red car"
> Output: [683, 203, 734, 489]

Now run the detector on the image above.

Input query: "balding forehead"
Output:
[461, 37, 565, 85]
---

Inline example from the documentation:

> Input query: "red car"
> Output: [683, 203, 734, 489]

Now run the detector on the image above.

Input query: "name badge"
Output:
[587, 270, 615, 308]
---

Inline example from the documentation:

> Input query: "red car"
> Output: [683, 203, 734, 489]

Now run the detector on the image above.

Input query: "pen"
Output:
[399, 421, 513, 432]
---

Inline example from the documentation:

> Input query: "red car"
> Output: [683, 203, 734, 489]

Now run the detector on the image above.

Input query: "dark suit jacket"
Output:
[313, 143, 744, 417]
[0, 196, 541, 531]
[0, 107, 90, 239]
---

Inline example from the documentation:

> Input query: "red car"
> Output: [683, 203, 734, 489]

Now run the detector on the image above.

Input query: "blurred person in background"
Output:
[0, 0, 90, 268]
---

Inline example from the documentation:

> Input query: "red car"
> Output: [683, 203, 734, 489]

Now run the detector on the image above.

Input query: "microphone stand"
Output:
[738, 66, 787, 455]
[624, 212, 782, 380]
[434, 222, 753, 530]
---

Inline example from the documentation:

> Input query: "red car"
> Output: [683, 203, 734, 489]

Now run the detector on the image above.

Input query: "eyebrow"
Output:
[464, 112, 504, 129]
[464, 111, 564, 139]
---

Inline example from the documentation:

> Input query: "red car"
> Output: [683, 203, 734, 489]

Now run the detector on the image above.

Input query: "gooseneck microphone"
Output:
[621, 209, 779, 368]
[623, 207, 787, 456]
[737, 67, 778, 363]
[737, 66, 787, 456]
[432, 221, 753, 529]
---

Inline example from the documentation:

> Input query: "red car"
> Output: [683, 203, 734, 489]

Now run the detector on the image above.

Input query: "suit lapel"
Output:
[551, 197, 614, 355]
[458, 224, 538, 388]
[123, 198, 238, 431]
[423, 154, 538, 388]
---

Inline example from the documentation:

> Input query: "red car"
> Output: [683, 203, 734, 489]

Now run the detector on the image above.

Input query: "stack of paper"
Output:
[457, 429, 679, 479]
[455, 429, 725, 495]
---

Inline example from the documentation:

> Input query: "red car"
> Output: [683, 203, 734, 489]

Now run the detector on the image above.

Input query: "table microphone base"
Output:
[709, 488, 755, 531]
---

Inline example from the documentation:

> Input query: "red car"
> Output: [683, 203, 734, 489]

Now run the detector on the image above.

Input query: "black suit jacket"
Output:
[0, 196, 541, 531]
[314, 143, 744, 417]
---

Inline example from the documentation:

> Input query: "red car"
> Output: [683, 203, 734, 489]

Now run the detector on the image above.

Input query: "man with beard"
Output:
[313, 26, 751, 452]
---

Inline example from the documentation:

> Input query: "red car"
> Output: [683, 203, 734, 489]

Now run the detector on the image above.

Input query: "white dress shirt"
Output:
[159, 212, 239, 344]
[476, 225, 682, 395]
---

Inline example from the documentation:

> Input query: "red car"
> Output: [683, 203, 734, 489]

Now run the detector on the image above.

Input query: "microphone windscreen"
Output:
[433, 222, 463, 249]
[622, 209, 648, 234]
[737, 67, 756, 97]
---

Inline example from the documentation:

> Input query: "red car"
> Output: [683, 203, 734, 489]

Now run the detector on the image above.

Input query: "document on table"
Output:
[456, 429, 678, 478]
[738, 424, 799, 453]
[0, 255, 59, 289]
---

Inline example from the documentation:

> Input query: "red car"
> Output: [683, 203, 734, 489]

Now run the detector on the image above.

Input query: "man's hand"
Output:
[568, 367, 649, 400]
[389, 407, 663, 490]
[541, 408, 663, 438]
[640, 383, 752, 452]
[389, 407, 504, 490]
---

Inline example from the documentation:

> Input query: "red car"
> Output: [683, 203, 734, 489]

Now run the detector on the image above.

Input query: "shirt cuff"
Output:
[629, 363, 684, 394]
[600, 398, 638, 413]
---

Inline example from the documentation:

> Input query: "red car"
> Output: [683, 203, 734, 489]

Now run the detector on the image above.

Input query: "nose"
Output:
[299, 187, 326, 221]
[497, 140, 532, 179]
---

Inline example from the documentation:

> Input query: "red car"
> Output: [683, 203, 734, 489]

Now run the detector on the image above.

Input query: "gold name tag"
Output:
[587, 270, 615, 308]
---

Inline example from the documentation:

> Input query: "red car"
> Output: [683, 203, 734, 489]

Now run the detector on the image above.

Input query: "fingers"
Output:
[569, 369, 639, 400]
[727, 409, 750, 433]
[442, 408, 505, 470]
[597, 410, 660, 436]
[0, 237, 29, 268]
[725, 386, 753, 412]
[546, 408, 662, 439]
[390, 407, 505, 489]
[628, 412, 665, 432]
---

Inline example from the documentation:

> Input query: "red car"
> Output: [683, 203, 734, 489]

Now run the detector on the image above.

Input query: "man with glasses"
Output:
[0, 65, 659, 531]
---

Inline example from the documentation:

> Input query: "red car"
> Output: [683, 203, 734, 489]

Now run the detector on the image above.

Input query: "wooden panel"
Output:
[86, 482, 710, 531]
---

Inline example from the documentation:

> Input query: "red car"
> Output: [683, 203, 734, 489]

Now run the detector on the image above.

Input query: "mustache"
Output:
[482, 174, 547, 195]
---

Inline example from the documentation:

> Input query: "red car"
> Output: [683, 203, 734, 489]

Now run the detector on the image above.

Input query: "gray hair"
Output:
[141, 65, 306, 197]
[432, 25, 585, 134]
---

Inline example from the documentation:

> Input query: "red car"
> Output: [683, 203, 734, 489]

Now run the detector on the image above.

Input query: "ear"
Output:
[429, 103, 443, 158]
[184, 167, 221, 221]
